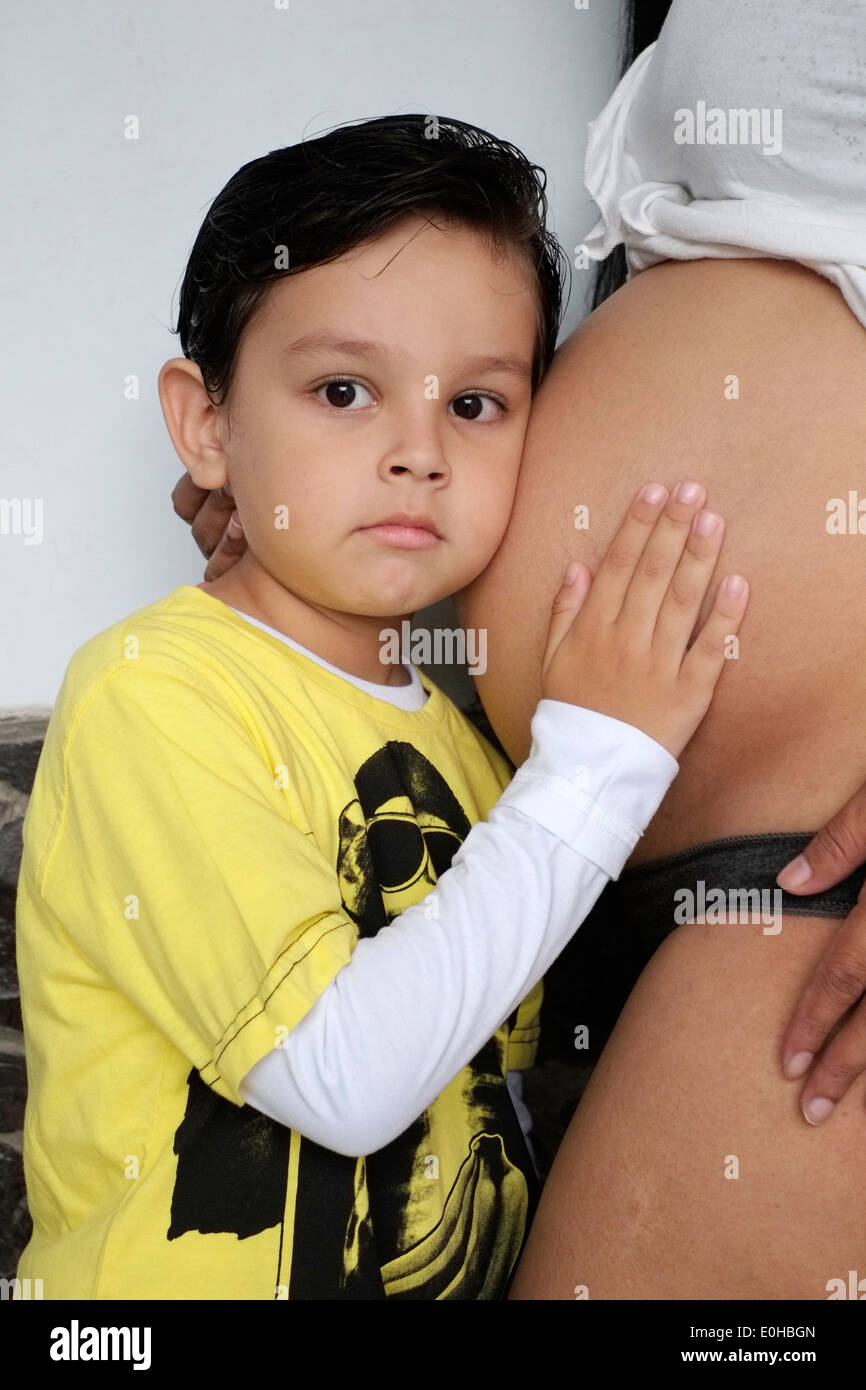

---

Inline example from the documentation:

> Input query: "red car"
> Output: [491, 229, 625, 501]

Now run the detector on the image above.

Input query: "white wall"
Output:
[0, 0, 623, 709]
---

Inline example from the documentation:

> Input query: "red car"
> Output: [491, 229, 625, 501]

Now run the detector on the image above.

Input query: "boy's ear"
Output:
[157, 358, 229, 490]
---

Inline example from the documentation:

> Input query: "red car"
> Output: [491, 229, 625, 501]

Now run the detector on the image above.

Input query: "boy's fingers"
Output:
[680, 573, 749, 688]
[777, 787, 866, 894]
[652, 510, 726, 659]
[584, 483, 670, 624]
[203, 512, 247, 582]
[616, 480, 708, 635]
[541, 562, 592, 676]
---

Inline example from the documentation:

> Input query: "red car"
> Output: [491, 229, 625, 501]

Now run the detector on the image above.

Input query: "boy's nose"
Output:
[376, 396, 453, 482]
[379, 435, 450, 482]
[384, 454, 449, 481]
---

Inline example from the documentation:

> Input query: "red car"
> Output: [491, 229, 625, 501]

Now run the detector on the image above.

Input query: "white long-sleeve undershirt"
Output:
[236, 653, 678, 1156]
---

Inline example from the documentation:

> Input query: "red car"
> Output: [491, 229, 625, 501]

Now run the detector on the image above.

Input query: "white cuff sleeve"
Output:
[495, 699, 679, 878]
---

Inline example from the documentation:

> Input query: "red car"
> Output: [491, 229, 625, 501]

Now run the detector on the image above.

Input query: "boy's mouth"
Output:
[357, 512, 443, 549]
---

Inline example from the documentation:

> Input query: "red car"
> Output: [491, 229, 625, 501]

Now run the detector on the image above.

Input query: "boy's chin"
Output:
[342, 598, 433, 621]
[340, 579, 456, 619]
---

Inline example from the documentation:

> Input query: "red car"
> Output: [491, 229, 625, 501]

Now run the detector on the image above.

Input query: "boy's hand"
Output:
[171, 473, 247, 582]
[541, 480, 749, 758]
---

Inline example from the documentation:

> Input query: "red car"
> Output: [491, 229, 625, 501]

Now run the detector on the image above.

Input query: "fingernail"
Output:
[639, 483, 667, 505]
[564, 561, 580, 586]
[784, 1050, 814, 1080]
[675, 480, 701, 502]
[777, 855, 811, 890]
[695, 509, 721, 536]
[228, 513, 243, 537]
[803, 1096, 835, 1125]
[722, 574, 746, 597]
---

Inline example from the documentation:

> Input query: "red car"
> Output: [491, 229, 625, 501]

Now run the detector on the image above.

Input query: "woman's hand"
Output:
[541, 479, 750, 758]
[778, 795, 866, 1122]
[171, 473, 247, 581]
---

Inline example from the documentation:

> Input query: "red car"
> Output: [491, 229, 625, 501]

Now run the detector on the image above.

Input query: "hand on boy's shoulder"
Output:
[171, 473, 246, 582]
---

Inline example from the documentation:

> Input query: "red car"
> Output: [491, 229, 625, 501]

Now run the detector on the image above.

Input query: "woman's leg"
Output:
[509, 911, 866, 1300]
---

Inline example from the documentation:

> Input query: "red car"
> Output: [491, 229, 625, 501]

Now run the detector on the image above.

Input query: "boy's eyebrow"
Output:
[281, 332, 532, 380]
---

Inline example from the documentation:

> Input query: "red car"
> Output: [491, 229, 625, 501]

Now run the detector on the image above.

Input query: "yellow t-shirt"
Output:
[15, 584, 541, 1299]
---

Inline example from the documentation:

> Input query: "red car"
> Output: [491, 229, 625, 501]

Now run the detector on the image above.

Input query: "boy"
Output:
[15, 114, 747, 1299]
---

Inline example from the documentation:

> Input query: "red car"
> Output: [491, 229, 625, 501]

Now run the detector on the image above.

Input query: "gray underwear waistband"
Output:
[539, 831, 866, 1067]
[619, 831, 866, 919]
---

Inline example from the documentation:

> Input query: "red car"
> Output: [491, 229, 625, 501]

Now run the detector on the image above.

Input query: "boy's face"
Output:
[207, 213, 538, 619]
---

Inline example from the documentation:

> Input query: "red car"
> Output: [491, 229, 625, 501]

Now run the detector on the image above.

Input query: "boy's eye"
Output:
[315, 378, 375, 410]
[450, 393, 504, 422]
[314, 378, 506, 421]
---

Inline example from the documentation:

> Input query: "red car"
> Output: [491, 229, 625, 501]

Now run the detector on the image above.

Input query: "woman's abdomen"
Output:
[457, 257, 866, 864]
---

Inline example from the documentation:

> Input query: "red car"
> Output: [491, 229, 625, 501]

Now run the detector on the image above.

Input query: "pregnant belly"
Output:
[456, 256, 866, 865]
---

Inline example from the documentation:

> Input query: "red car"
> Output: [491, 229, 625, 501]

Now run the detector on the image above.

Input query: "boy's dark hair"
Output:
[174, 113, 570, 410]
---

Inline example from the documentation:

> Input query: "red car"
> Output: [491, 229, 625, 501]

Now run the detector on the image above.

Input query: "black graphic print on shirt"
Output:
[168, 740, 539, 1299]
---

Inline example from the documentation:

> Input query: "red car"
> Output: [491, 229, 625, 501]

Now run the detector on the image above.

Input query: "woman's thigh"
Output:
[509, 911, 866, 1300]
